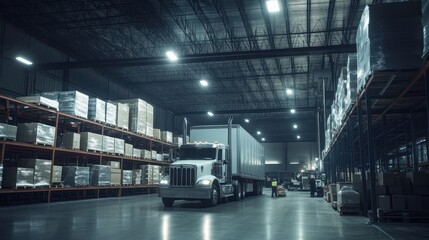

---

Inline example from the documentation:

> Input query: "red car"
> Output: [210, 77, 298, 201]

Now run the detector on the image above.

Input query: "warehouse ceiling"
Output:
[0, 0, 403, 143]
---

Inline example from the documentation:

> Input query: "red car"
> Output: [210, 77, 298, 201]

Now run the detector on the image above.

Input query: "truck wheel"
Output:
[162, 198, 175, 207]
[233, 183, 241, 201]
[204, 184, 220, 207]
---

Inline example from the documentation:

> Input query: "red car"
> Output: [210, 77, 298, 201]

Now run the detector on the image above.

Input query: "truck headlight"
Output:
[160, 179, 169, 185]
[197, 179, 212, 185]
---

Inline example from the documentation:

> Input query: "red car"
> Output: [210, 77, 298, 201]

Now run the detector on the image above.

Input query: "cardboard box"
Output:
[406, 172, 429, 186]
[377, 172, 400, 186]
[110, 168, 121, 185]
[391, 195, 406, 210]
[412, 186, 429, 195]
[389, 186, 403, 195]
[376, 185, 389, 195]
[378, 195, 391, 211]
[405, 195, 422, 211]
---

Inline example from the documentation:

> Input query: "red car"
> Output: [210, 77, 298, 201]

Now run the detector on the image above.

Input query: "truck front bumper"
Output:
[158, 186, 211, 200]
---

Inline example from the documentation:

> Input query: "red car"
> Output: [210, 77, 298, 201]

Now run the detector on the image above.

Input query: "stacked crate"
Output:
[102, 135, 115, 154]
[18, 159, 51, 187]
[39, 91, 89, 118]
[107, 161, 121, 185]
[62, 132, 80, 150]
[146, 103, 154, 137]
[118, 99, 147, 135]
[132, 169, 142, 185]
[80, 132, 103, 152]
[161, 131, 173, 143]
[105, 101, 117, 126]
[141, 165, 160, 185]
[115, 102, 129, 130]
[153, 128, 161, 140]
[89, 165, 111, 186]
[114, 138, 124, 155]
[88, 98, 106, 123]
[2, 167, 34, 188]
[62, 166, 90, 187]
[124, 143, 133, 157]
[51, 165, 62, 186]
[17, 123, 55, 146]
[17, 96, 59, 110]
[122, 170, 132, 185]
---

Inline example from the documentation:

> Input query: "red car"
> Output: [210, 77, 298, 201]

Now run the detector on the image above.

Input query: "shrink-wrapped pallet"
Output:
[106, 161, 120, 169]
[52, 165, 62, 183]
[114, 138, 125, 155]
[58, 91, 89, 118]
[0, 123, 17, 140]
[146, 103, 154, 137]
[345, 54, 358, 111]
[356, 2, 422, 92]
[133, 148, 142, 158]
[143, 150, 151, 160]
[151, 150, 157, 160]
[118, 99, 147, 134]
[89, 164, 111, 186]
[80, 132, 102, 152]
[105, 101, 117, 126]
[132, 169, 142, 184]
[122, 170, 132, 185]
[62, 132, 80, 150]
[17, 123, 55, 146]
[173, 137, 183, 146]
[62, 166, 90, 187]
[161, 131, 173, 143]
[124, 143, 133, 157]
[88, 98, 106, 123]
[110, 168, 121, 185]
[337, 186, 360, 208]
[17, 96, 59, 110]
[156, 154, 163, 161]
[2, 167, 34, 188]
[18, 159, 51, 187]
[423, 0, 429, 58]
[153, 128, 161, 140]
[115, 102, 129, 130]
[102, 135, 115, 154]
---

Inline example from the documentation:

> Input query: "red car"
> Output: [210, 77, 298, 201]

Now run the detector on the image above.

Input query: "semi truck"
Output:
[158, 118, 265, 207]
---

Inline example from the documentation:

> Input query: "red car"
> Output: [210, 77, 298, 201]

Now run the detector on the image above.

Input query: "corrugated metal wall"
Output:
[0, 19, 175, 133]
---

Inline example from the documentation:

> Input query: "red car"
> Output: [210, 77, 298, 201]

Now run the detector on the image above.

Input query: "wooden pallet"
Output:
[338, 205, 361, 216]
[377, 208, 429, 222]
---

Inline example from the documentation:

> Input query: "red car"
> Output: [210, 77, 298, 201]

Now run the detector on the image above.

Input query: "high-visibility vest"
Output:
[272, 181, 277, 187]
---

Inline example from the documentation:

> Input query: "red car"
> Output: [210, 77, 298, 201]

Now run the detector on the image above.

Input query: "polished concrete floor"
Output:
[0, 189, 428, 240]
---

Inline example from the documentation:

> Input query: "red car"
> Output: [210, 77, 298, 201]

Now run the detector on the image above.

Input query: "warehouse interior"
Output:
[1, 0, 429, 239]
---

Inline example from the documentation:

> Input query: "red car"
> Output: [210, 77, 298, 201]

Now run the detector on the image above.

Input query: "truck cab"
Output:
[158, 142, 234, 207]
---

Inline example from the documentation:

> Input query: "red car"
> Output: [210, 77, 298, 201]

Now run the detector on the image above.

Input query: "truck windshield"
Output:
[180, 148, 217, 160]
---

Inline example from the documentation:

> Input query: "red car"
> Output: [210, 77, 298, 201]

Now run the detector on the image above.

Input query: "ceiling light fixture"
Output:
[297, 135, 301, 139]
[293, 124, 298, 129]
[261, 138, 266, 141]
[200, 79, 208, 87]
[16, 56, 33, 65]
[290, 109, 296, 114]
[257, 131, 261, 135]
[166, 51, 178, 61]
[244, 119, 250, 123]
[286, 88, 293, 95]
[266, 0, 280, 13]
[207, 111, 214, 117]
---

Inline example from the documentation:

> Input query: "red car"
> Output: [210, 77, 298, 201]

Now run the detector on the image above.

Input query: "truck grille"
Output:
[170, 165, 197, 187]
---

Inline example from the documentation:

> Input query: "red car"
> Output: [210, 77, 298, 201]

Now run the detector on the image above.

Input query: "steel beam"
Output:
[176, 106, 316, 116]
[365, 93, 378, 223]
[357, 99, 368, 217]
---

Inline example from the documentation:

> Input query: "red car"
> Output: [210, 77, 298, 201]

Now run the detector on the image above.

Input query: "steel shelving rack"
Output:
[0, 94, 174, 205]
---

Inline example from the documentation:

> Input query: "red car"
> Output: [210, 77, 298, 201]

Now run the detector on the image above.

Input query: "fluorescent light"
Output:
[301, 169, 305, 173]
[261, 138, 265, 141]
[16, 56, 33, 65]
[289, 162, 300, 165]
[297, 135, 301, 139]
[293, 124, 298, 129]
[200, 79, 208, 87]
[290, 109, 296, 114]
[244, 118, 250, 123]
[207, 111, 214, 116]
[266, 0, 280, 13]
[286, 88, 293, 95]
[257, 131, 261, 135]
[166, 51, 178, 61]
[266, 160, 281, 164]
[315, 157, 319, 161]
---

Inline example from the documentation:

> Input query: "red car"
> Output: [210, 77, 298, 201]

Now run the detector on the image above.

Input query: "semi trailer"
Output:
[158, 118, 265, 207]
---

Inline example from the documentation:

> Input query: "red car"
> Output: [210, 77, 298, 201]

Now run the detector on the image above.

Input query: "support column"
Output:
[357, 100, 368, 216]
[365, 93, 378, 223]
[410, 109, 418, 172]
[348, 122, 355, 175]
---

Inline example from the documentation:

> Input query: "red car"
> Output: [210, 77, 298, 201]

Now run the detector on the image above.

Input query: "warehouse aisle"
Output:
[0, 190, 427, 240]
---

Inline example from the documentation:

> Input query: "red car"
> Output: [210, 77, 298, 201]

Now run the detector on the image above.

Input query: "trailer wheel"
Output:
[162, 198, 175, 207]
[241, 181, 246, 199]
[233, 183, 241, 201]
[204, 184, 220, 207]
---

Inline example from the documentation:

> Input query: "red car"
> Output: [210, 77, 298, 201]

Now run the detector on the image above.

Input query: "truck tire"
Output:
[162, 198, 175, 207]
[258, 182, 263, 195]
[241, 181, 246, 199]
[233, 183, 241, 201]
[204, 184, 220, 207]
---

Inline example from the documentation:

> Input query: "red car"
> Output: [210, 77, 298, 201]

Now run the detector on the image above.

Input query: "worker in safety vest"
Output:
[271, 179, 278, 197]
